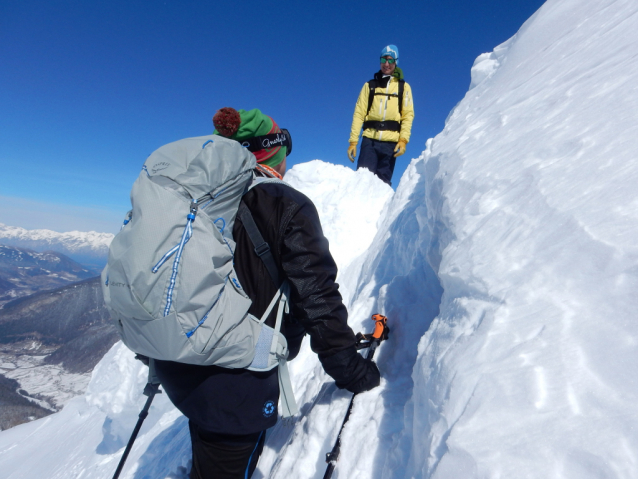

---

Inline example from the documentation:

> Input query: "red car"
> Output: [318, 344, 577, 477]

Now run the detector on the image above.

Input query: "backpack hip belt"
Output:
[362, 120, 401, 132]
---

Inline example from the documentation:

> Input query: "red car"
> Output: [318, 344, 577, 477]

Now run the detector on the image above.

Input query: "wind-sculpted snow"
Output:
[284, 161, 394, 273]
[255, 156, 443, 479]
[263, 0, 638, 476]
[405, 0, 638, 477]
[2, 0, 638, 477]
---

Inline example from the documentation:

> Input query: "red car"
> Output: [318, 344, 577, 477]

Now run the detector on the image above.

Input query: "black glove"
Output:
[321, 348, 381, 394]
[345, 359, 380, 394]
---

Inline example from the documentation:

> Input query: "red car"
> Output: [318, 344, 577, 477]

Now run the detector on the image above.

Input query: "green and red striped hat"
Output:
[213, 107, 286, 167]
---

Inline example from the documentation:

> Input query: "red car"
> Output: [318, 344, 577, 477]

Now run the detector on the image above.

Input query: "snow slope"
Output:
[2, 0, 638, 477]
[404, 1, 638, 476]
[284, 160, 394, 273]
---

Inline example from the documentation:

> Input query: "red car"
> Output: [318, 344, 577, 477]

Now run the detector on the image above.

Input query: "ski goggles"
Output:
[240, 128, 293, 157]
[380, 57, 396, 64]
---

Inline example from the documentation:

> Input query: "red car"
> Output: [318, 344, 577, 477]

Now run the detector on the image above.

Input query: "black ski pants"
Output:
[189, 421, 266, 479]
[357, 137, 397, 186]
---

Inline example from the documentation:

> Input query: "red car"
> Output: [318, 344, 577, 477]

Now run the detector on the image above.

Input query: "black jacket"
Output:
[155, 180, 369, 434]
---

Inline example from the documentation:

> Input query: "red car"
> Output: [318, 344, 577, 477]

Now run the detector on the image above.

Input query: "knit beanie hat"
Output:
[381, 44, 399, 64]
[213, 107, 286, 168]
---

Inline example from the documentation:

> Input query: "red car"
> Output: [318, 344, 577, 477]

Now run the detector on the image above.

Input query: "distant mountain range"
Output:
[0, 245, 98, 307]
[0, 223, 113, 269]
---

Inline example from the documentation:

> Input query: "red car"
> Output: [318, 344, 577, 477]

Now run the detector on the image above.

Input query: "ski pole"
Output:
[323, 315, 389, 479]
[112, 357, 161, 479]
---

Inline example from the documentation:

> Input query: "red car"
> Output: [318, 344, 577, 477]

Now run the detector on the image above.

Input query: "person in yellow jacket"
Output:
[348, 45, 414, 185]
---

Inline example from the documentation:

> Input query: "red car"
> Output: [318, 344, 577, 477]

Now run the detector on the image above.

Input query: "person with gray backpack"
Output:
[102, 107, 380, 478]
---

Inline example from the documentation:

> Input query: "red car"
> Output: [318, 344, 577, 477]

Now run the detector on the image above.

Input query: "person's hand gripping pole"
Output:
[323, 314, 389, 479]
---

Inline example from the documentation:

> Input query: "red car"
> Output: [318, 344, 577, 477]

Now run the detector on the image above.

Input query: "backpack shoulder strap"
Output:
[367, 79, 378, 116]
[237, 202, 281, 288]
[398, 79, 405, 116]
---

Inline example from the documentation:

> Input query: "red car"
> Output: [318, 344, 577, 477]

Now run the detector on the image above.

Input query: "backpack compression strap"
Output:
[237, 202, 281, 288]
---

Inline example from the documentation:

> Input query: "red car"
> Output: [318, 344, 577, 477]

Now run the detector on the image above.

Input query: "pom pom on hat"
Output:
[212, 107, 286, 168]
[213, 107, 242, 137]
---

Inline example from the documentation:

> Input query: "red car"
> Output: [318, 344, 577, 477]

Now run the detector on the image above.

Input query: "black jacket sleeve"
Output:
[279, 197, 377, 391]
[235, 182, 379, 392]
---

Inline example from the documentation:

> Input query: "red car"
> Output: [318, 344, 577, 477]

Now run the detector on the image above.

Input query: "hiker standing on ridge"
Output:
[347, 45, 415, 186]
[153, 108, 381, 479]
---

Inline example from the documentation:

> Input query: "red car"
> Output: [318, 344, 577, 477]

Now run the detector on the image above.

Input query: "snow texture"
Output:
[2, 0, 638, 477]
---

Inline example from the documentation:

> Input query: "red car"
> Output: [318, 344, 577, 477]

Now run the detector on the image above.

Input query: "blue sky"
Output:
[0, 0, 545, 233]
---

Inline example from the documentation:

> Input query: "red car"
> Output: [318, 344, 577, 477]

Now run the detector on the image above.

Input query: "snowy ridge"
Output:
[408, 0, 638, 476]
[284, 161, 394, 273]
[2, 0, 638, 477]
[258, 151, 444, 479]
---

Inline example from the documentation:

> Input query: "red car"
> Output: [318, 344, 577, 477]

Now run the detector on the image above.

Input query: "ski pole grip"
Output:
[371, 314, 387, 340]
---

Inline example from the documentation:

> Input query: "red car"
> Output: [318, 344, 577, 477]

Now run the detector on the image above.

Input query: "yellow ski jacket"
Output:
[349, 72, 415, 144]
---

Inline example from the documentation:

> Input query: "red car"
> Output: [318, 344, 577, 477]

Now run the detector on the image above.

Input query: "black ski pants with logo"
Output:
[357, 137, 397, 186]
[189, 421, 266, 479]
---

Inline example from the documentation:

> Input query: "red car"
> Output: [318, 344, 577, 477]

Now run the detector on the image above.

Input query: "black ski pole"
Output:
[323, 315, 388, 479]
[112, 357, 161, 479]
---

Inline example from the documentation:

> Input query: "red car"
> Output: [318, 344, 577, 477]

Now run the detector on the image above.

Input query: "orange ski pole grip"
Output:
[371, 314, 387, 340]
[323, 314, 389, 479]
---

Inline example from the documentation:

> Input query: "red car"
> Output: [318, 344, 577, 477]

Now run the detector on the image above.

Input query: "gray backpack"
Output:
[101, 134, 298, 417]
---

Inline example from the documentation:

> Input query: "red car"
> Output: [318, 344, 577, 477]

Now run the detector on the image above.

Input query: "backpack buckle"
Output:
[254, 242, 271, 257]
